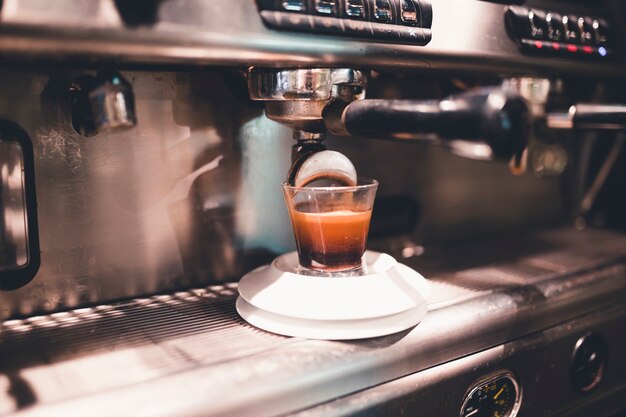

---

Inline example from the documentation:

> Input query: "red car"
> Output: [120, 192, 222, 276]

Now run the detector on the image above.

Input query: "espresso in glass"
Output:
[282, 179, 378, 275]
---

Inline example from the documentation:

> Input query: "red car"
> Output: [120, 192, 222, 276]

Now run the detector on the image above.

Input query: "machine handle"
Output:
[547, 104, 626, 130]
[333, 88, 530, 161]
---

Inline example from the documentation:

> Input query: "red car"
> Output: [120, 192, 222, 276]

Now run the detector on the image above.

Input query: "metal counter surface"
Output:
[1, 227, 625, 416]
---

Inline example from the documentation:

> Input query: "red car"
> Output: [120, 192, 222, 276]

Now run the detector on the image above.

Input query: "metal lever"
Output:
[326, 88, 531, 162]
[547, 104, 626, 131]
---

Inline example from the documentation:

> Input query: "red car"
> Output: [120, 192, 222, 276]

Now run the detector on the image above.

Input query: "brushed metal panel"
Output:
[0, 0, 621, 76]
[0, 69, 566, 318]
[0, 69, 294, 318]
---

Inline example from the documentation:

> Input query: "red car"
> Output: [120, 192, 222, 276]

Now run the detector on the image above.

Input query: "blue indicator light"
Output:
[598, 47, 607, 57]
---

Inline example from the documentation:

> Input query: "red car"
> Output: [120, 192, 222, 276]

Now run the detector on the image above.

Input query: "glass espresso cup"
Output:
[282, 178, 378, 276]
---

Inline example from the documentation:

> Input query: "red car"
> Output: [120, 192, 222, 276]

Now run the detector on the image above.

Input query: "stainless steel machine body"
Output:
[0, 0, 624, 416]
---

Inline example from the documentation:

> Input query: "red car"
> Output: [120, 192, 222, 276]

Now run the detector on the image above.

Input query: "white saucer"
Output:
[236, 251, 430, 340]
[236, 296, 428, 340]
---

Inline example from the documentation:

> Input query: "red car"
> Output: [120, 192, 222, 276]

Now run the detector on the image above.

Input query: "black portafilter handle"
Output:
[333, 88, 531, 161]
[547, 104, 626, 131]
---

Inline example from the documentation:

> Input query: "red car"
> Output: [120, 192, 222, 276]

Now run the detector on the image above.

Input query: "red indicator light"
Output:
[582, 46, 593, 54]
[534, 41, 543, 49]
[552, 42, 560, 50]
[567, 45, 578, 53]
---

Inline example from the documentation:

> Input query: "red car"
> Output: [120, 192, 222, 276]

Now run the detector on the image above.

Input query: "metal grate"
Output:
[0, 284, 294, 412]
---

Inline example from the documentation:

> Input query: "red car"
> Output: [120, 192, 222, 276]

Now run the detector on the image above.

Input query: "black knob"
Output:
[545, 12, 564, 41]
[577, 17, 594, 44]
[570, 332, 608, 394]
[528, 9, 547, 39]
[563, 15, 580, 43]
[592, 18, 609, 45]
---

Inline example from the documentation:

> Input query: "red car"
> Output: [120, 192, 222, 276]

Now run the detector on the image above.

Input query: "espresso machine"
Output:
[0, 0, 626, 416]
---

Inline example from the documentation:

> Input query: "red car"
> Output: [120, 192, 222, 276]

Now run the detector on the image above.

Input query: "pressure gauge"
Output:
[460, 371, 522, 417]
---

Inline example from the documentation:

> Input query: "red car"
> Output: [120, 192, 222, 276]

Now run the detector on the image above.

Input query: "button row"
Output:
[507, 6, 609, 46]
[520, 39, 610, 58]
[260, 10, 431, 44]
[257, 0, 432, 45]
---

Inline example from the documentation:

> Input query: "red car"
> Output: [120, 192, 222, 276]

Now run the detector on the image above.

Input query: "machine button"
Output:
[578, 17, 593, 44]
[562, 15, 579, 43]
[281, 0, 307, 12]
[570, 332, 608, 394]
[344, 0, 367, 19]
[545, 12, 564, 41]
[399, 0, 419, 26]
[416, 0, 433, 28]
[528, 9, 547, 39]
[597, 46, 609, 57]
[313, 0, 338, 16]
[592, 18, 608, 45]
[373, 0, 393, 23]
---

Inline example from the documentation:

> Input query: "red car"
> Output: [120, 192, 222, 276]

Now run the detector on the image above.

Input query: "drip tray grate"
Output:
[0, 284, 294, 411]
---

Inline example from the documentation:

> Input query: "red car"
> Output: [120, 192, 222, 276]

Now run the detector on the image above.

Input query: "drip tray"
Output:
[0, 282, 482, 416]
[1, 227, 626, 417]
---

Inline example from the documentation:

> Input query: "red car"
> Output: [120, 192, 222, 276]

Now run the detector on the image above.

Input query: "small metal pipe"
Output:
[547, 111, 575, 129]
[293, 130, 325, 142]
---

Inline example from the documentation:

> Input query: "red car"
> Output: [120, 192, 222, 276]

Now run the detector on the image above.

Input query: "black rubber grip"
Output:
[343, 99, 484, 139]
[342, 89, 530, 160]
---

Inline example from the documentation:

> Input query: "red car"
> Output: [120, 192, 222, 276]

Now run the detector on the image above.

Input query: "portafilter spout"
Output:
[248, 67, 366, 135]
[248, 68, 366, 185]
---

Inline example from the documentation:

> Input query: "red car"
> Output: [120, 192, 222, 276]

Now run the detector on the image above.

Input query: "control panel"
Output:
[506, 6, 610, 58]
[256, 0, 432, 45]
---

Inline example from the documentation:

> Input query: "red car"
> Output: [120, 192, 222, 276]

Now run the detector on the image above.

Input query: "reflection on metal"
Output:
[248, 68, 366, 102]
[89, 71, 137, 131]
[502, 78, 551, 117]
[0, 141, 28, 270]
[446, 141, 493, 161]
[547, 104, 626, 131]
[0, 121, 39, 291]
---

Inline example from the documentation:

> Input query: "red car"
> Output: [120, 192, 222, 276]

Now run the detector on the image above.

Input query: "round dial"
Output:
[460, 372, 521, 417]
